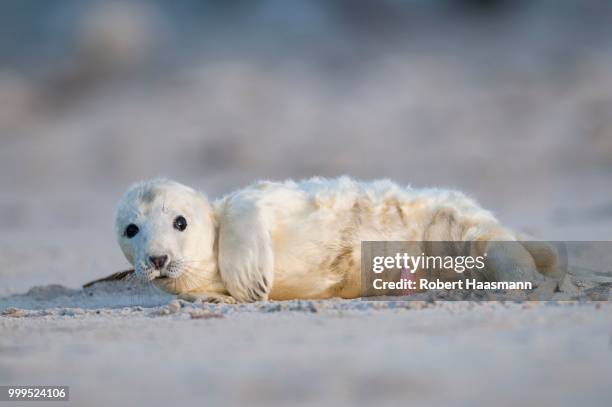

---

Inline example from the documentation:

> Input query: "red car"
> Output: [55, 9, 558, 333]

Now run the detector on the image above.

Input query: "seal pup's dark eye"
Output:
[124, 224, 139, 238]
[173, 216, 187, 231]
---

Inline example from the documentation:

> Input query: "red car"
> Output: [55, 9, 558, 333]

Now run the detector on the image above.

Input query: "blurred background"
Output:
[1, 0, 612, 294]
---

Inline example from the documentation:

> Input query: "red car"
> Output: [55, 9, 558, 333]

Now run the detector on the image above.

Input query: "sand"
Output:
[2, 3, 612, 404]
[1, 277, 611, 406]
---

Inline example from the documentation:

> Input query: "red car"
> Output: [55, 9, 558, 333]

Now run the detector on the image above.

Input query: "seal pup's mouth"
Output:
[145, 268, 176, 281]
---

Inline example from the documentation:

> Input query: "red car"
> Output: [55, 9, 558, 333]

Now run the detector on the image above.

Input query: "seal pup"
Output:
[100, 177, 558, 303]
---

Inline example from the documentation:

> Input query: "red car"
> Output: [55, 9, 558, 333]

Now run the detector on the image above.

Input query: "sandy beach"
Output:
[2, 1, 612, 405]
[1, 279, 611, 406]
[1, 270, 611, 406]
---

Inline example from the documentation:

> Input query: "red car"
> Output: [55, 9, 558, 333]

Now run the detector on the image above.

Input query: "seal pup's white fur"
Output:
[114, 177, 557, 303]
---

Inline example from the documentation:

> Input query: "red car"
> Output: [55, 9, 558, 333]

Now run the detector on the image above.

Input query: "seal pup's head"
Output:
[115, 178, 220, 294]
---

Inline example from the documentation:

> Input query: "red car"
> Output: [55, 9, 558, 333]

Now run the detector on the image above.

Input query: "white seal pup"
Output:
[104, 177, 558, 303]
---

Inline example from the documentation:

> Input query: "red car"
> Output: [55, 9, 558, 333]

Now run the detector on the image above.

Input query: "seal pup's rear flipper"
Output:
[83, 269, 135, 288]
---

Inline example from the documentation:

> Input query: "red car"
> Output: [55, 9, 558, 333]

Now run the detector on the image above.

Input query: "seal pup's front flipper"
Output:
[83, 269, 135, 288]
[218, 198, 274, 303]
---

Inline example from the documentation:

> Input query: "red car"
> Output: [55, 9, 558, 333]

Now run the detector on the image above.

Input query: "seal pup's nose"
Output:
[148, 255, 168, 270]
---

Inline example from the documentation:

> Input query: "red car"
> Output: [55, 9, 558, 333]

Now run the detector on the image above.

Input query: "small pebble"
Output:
[150, 308, 171, 316]
[168, 299, 181, 313]
[189, 310, 223, 319]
